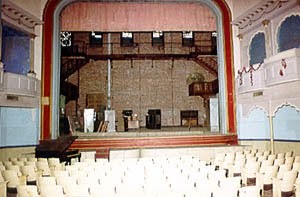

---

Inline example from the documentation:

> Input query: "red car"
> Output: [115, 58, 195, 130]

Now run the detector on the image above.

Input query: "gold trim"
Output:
[41, 97, 50, 105]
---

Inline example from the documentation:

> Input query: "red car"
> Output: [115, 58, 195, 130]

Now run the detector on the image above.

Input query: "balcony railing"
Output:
[189, 79, 218, 98]
[1, 71, 40, 97]
[264, 48, 300, 86]
[237, 48, 300, 94]
[237, 63, 265, 93]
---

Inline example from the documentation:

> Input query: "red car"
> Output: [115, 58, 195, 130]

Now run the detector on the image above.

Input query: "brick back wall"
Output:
[67, 59, 215, 131]
[65, 32, 216, 131]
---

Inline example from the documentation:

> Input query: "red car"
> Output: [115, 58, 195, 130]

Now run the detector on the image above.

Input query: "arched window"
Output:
[2, 25, 30, 75]
[277, 15, 300, 52]
[249, 32, 266, 65]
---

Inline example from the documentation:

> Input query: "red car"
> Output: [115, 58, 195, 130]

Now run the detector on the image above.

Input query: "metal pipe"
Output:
[107, 33, 111, 110]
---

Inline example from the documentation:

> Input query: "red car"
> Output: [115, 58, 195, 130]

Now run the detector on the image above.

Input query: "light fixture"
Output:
[91, 31, 102, 39]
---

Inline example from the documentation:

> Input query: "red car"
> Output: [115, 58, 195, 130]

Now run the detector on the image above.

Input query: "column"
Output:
[29, 35, 36, 75]
[237, 33, 243, 67]
[105, 33, 116, 132]
[262, 19, 273, 58]
[268, 115, 275, 154]
[268, 101, 275, 154]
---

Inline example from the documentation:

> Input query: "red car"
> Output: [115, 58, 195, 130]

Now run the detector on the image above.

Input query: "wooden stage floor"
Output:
[69, 127, 238, 158]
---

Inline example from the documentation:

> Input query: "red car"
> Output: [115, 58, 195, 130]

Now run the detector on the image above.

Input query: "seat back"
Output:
[17, 185, 39, 197]
[281, 170, 298, 192]
[292, 162, 300, 171]
[0, 181, 7, 197]
[2, 170, 24, 188]
[37, 176, 56, 189]
[40, 185, 65, 197]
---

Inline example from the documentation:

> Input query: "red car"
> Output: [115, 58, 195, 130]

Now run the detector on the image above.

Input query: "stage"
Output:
[69, 127, 238, 158]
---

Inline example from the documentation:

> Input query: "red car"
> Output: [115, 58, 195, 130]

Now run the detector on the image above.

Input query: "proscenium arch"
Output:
[42, 0, 236, 139]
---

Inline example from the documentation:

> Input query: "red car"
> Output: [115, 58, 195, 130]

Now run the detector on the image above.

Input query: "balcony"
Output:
[2, 72, 39, 97]
[264, 48, 300, 86]
[237, 48, 300, 94]
[189, 79, 218, 98]
[236, 63, 265, 93]
[0, 67, 40, 97]
[0, 69, 40, 108]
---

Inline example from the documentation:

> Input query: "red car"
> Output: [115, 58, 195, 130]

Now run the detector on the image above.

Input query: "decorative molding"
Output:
[1, 0, 43, 35]
[242, 104, 268, 118]
[237, 33, 243, 41]
[262, 19, 270, 27]
[273, 102, 300, 116]
[240, 99, 300, 117]
[232, 0, 290, 31]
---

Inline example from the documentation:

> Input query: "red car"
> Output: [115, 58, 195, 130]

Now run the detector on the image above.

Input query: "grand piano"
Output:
[35, 135, 81, 164]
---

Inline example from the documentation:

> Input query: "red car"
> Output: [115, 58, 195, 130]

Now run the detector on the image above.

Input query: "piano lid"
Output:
[36, 135, 78, 153]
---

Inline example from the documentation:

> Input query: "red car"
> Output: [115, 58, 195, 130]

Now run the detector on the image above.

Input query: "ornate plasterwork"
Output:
[242, 104, 268, 118]
[1, 0, 43, 35]
[232, 0, 292, 32]
[241, 99, 300, 117]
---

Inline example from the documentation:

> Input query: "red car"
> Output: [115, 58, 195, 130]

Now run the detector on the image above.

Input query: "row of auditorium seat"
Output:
[0, 149, 299, 197]
[213, 149, 300, 197]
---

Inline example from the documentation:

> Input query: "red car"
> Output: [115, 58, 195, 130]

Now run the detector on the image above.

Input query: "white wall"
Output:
[234, 1, 300, 145]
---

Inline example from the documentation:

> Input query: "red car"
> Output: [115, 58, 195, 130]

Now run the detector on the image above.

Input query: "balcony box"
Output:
[264, 48, 300, 86]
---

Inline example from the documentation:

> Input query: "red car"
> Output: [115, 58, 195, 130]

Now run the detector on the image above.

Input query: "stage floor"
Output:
[69, 126, 238, 155]
[73, 126, 221, 138]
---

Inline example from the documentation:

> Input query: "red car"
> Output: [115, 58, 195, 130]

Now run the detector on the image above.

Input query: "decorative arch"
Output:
[238, 106, 269, 140]
[273, 103, 300, 140]
[274, 102, 300, 116]
[244, 105, 268, 118]
[248, 31, 266, 65]
[41, 0, 236, 139]
[275, 13, 300, 53]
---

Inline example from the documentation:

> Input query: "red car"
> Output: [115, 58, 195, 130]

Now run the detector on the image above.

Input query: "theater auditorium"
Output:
[0, 0, 300, 196]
